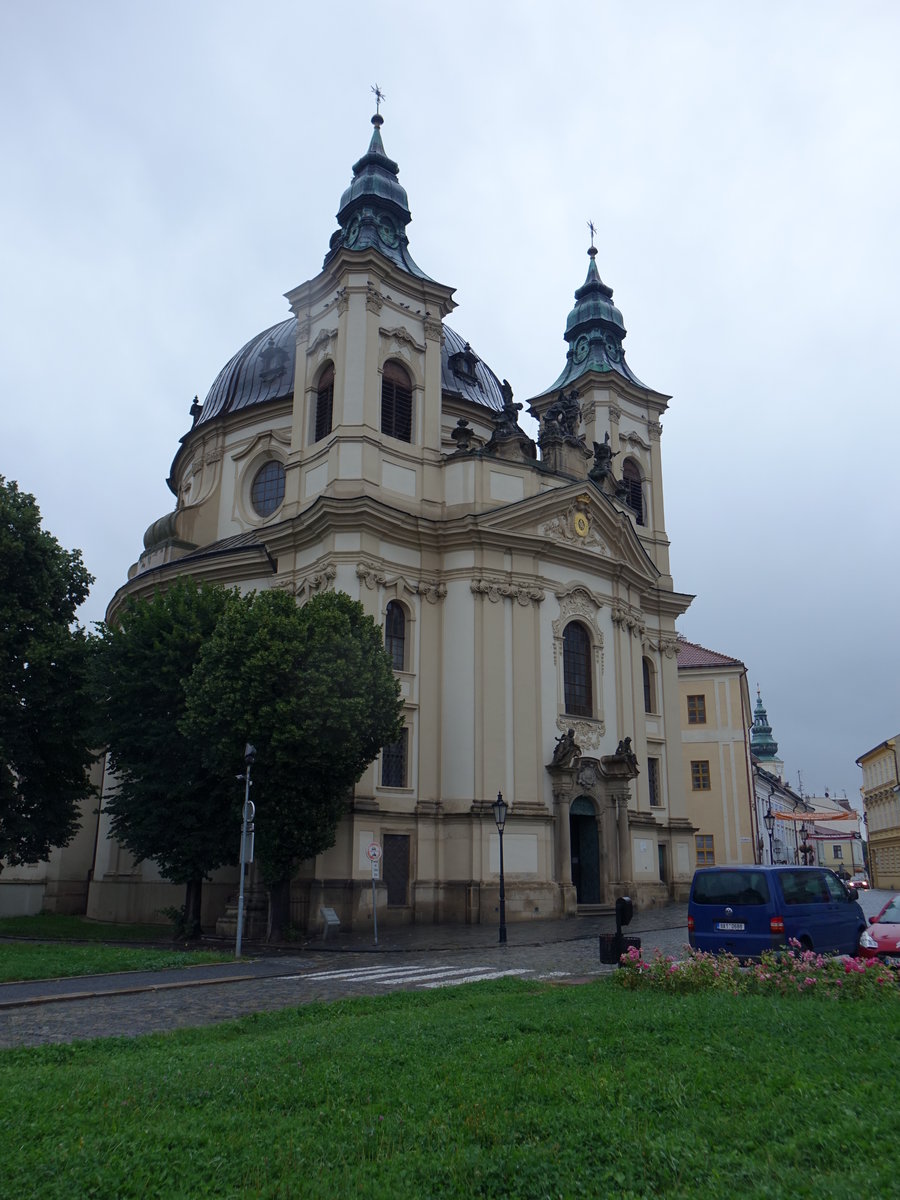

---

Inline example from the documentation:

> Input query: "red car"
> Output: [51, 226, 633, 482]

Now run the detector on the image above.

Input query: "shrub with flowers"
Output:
[615, 938, 900, 1000]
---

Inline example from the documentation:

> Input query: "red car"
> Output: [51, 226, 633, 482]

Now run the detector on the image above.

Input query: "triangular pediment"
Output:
[473, 480, 659, 586]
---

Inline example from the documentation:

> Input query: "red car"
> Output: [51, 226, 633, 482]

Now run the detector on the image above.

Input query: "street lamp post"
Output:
[764, 800, 776, 864]
[235, 743, 256, 960]
[492, 790, 508, 945]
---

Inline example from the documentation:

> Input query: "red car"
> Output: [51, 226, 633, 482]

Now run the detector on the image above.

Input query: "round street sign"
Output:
[366, 842, 382, 862]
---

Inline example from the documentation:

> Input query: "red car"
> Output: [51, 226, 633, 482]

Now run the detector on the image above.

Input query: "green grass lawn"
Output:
[0, 941, 233, 982]
[0, 912, 176, 942]
[0, 977, 895, 1199]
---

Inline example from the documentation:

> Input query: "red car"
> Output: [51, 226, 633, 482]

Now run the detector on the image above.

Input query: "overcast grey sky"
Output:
[3, 1, 898, 804]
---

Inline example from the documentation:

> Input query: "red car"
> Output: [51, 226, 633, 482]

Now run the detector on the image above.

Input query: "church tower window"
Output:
[622, 459, 644, 526]
[385, 600, 406, 671]
[250, 461, 285, 517]
[314, 365, 334, 442]
[642, 656, 656, 714]
[563, 621, 593, 717]
[381, 727, 408, 787]
[381, 360, 413, 442]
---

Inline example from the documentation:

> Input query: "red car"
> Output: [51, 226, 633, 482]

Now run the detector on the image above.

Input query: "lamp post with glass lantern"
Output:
[492, 790, 508, 945]
[764, 799, 776, 864]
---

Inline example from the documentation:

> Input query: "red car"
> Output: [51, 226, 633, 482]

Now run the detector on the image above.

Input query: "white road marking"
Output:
[276, 963, 536, 989]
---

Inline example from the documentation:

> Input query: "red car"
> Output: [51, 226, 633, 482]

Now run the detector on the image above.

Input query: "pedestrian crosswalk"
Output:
[276, 963, 534, 991]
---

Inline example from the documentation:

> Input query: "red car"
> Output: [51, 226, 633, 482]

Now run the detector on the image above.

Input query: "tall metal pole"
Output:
[235, 744, 256, 960]
[497, 824, 507, 945]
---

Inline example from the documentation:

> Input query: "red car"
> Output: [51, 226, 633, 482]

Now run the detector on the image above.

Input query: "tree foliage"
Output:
[97, 578, 239, 932]
[183, 588, 403, 937]
[0, 477, 95, 867]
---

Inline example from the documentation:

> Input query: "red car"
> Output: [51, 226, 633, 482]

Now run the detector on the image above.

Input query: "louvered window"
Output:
[381, 361, 413, 442]
[314, 365, 334, 443]
[563, 621, 593, 717]
[385, 601, 406, 671]
[622, 459, 644, 526]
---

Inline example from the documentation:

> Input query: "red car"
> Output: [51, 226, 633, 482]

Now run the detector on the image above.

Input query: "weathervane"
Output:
[371, 83, 386, 115]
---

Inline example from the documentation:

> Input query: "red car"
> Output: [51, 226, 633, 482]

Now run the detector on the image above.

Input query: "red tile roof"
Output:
[676, 635, 745, 670]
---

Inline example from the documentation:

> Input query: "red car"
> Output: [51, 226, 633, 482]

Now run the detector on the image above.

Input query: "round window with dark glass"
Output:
[250, 461, 285, 517]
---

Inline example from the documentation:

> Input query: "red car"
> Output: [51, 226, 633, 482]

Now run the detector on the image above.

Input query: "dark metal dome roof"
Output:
[192, 318, 505, 428]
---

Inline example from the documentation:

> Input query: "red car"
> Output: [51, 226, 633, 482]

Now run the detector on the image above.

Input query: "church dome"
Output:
[191, 318, 505, 429]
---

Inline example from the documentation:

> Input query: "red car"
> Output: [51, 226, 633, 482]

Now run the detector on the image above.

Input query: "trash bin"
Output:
[599, 933, 642, 964]
[598, 933, 619, 964]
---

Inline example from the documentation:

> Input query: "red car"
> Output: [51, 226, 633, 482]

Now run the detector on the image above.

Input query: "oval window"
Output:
[250, 461, 285, 517]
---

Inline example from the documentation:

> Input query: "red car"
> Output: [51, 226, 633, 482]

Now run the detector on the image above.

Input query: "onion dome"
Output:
[323, 111, 432, 281]
[750, 688, 779, 762]
[548, 245, 645, 391]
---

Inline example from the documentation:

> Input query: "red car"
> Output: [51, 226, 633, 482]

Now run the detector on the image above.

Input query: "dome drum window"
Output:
[250, 460, 286, 518]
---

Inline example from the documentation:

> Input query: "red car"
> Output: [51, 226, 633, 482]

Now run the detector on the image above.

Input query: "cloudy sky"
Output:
[3, 1, 898, 804]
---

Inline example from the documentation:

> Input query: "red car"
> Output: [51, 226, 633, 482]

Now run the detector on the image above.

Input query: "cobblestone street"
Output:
[0, 905, 690, 1048]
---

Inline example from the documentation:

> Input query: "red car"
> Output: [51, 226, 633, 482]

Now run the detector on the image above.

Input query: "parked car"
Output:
[858, 895, 900, 965]
[688, 865, 867, 958]
[847, 876, 870, 891]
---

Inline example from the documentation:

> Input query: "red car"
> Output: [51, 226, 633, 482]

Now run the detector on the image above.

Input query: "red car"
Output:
[847, 877, 870, 891]
[857, 895, 900, 964]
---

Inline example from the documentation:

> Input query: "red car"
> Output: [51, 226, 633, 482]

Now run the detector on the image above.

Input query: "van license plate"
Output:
[716, 922, 745, 931]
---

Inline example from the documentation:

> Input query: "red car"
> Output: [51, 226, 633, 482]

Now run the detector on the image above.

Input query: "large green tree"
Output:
[183, 588, 404, 940]
[97, 577, 238, 935]
[0, 477, 95, 867]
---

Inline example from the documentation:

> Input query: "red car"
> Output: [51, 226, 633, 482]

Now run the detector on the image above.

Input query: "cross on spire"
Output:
[371, 83, 386, 115]
[587, 219, 597, 248]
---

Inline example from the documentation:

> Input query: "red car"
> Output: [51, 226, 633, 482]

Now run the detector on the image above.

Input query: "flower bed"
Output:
[615, 938, 900, 999]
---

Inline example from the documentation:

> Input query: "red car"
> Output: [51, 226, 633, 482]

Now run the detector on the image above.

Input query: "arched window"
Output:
[642, 657, 656, 714]
[385, 600, 406, 671]
[563, 621, 593, 716]
[622, 459, 644, 526]
[381, 361, 413, 443]
[314, 364, 334, 443]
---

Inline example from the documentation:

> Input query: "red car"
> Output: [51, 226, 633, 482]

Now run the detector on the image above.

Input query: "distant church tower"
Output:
[750, 688, 784, 781]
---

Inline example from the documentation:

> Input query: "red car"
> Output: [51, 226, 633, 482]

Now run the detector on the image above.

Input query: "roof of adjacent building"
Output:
[676, 635, 746, 670]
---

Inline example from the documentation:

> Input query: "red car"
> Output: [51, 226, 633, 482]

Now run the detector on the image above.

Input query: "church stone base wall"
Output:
[87, 878, 236, 931]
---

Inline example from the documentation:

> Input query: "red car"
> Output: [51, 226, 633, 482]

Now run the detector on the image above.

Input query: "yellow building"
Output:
[856, 738, 900, 889]
[676, 638, 755, 867]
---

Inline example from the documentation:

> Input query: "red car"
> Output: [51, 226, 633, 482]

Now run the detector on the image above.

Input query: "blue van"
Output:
[688, 866, 866, 958]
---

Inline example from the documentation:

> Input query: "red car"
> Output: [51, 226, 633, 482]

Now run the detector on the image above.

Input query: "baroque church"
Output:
[86, 107, 696, 932]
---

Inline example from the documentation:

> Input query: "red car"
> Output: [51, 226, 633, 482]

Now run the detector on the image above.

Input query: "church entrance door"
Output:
[570, 798, 600, 904]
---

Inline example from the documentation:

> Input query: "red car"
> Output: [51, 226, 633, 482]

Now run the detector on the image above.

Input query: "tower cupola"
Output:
[324, 106, 432, 281]
[548, 243, 645, 391]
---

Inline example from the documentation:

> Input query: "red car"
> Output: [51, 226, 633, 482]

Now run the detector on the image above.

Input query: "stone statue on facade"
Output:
[551, 728, 581, 768]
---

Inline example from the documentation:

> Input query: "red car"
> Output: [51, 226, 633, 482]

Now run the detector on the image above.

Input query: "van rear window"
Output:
[692, 871, 771, 906]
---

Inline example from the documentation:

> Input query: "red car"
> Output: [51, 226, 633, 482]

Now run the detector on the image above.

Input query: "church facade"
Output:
[86, 109, 696, 932]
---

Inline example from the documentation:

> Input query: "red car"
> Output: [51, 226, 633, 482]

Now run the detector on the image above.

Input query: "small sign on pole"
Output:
[367, 842, 381, 945]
